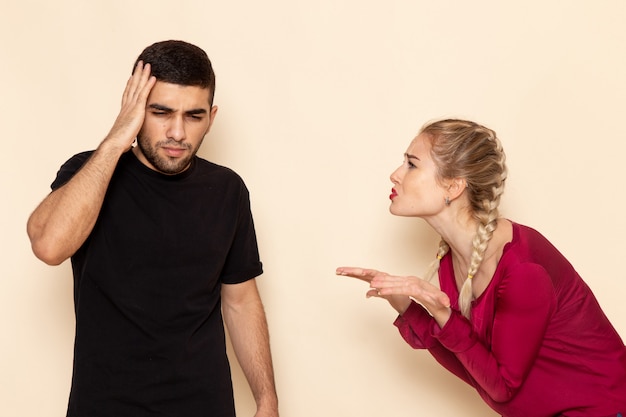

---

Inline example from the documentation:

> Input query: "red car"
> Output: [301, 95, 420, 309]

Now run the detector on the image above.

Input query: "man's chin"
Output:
[145, 153, 192, 175]
[158, 161, 192, 175]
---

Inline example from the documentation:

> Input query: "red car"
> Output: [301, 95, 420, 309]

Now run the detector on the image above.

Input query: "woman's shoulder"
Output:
[499, 220, 569, 274]
[506, 221, 557, 250]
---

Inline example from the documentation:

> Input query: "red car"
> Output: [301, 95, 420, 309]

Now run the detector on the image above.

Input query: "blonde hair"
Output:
[421, 119, 507, 318]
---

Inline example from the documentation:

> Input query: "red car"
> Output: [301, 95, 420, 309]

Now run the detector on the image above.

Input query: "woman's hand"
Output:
[337, 267, 452, 326]
[336, 267, 412, 314]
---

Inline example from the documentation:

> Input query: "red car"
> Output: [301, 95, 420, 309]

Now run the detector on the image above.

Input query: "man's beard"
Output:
[136, 134, 201, 175]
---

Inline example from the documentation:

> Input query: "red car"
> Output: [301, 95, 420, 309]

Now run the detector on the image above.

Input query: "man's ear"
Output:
[205, 105, 219, 134]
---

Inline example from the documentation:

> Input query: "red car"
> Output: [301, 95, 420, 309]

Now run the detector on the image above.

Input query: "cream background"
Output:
[2, 1, 626, 416]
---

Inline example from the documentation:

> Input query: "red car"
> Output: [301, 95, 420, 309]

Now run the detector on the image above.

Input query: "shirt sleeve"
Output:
[433, 262, 556, 402]
[50, 151, 93, 190]
[394, 301, 474, 385]
[219, 180, 263, 284]
[394, 301, 439, 349]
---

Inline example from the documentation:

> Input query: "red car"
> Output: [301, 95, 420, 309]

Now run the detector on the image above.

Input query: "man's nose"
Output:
[167, 116, 186, 142]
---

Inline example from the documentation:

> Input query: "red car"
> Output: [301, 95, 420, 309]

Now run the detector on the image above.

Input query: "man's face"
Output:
[133, 81, 217, 175]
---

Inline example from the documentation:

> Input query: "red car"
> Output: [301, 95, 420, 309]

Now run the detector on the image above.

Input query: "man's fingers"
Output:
[122, 61, 153, 107]
[138, 74, 157, 101]
[137, 63, 153, 93]
[124, 61, 144, 102]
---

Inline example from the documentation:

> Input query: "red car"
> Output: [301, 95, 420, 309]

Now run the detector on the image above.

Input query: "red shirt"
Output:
[394, 222, 626, 417]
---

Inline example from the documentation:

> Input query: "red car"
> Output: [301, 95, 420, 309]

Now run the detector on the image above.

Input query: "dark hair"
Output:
[135, 40, 216, 105]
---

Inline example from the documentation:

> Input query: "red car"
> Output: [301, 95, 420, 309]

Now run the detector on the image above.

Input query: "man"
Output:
[27, 40, 279, 417]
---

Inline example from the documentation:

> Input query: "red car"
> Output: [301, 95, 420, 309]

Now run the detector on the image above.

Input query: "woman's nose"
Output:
[390, 165, 402, 184]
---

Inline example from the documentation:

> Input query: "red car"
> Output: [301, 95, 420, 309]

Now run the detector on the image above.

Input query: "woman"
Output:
[337, 119, 626, 417]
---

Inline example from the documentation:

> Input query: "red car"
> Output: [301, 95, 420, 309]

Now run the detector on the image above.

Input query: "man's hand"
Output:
[27, 61, 157, 265]
[104, 60, 156, 151]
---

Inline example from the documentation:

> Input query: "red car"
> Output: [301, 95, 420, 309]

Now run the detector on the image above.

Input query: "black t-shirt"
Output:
[52, 150, 263, 417]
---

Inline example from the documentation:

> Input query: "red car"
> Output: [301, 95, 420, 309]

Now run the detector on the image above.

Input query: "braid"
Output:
[458, 199, 499, 317]
[459, 136, 507, 318]
[424, 239, 450, 282]
[421, 119, 508, 319]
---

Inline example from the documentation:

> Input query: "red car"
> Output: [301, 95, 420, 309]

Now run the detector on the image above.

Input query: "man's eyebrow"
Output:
[148, 103, 174, 112]
[147, 104, 208, 115]
[405, 153, 420, 161]
[185, 108, 208, 115]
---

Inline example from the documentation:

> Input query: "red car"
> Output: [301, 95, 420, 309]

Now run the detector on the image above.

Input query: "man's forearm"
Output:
[27, 140, 126, 265]
[222, 281, 279, 416]
[27, 62, 155, 266]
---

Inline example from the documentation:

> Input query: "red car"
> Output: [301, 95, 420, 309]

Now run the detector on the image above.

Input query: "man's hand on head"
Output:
[104, 60, 156, 153]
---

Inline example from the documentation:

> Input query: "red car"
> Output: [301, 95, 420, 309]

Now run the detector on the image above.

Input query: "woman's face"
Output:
[389, 133, 448, 218]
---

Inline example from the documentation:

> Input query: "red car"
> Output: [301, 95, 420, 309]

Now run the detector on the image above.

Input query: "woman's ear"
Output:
[446, 177, 467, 201]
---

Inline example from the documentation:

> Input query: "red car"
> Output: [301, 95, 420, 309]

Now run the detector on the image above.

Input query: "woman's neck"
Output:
[425, 210, 477, 264]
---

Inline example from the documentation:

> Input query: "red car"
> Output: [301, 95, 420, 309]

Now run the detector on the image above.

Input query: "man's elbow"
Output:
[29, 238, 68, 266]
[27, 223, 68, 266]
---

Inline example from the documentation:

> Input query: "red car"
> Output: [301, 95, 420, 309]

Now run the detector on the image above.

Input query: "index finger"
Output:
[123, 61, 155, 105]
[336, 267, 383, 281]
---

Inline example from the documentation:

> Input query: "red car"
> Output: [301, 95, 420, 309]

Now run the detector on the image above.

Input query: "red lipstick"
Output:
[389, 188, 398, 200]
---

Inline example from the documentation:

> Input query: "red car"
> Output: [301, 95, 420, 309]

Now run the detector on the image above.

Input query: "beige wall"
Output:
[2, 1, 625, 416]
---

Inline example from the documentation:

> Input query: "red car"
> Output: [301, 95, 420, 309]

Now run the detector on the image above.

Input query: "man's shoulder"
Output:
[65, 150, 95, 165]
[51, 150, 96, 190]
[194, 157, 246, 183]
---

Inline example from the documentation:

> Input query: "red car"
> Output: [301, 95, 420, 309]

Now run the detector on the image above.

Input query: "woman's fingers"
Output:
[336, 267, 386, 282]
[371, 275, 449, 306]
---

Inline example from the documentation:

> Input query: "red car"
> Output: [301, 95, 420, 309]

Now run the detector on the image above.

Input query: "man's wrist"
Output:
[257, 394, 279, 415]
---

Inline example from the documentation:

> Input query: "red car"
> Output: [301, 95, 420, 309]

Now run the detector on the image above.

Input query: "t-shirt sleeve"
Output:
[219, 181, 263, 284]
[50, 151, 93, 190]
[434, 262, 556, 402]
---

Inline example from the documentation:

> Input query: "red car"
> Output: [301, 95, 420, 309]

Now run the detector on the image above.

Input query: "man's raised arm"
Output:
[27, 62, 156, 265]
